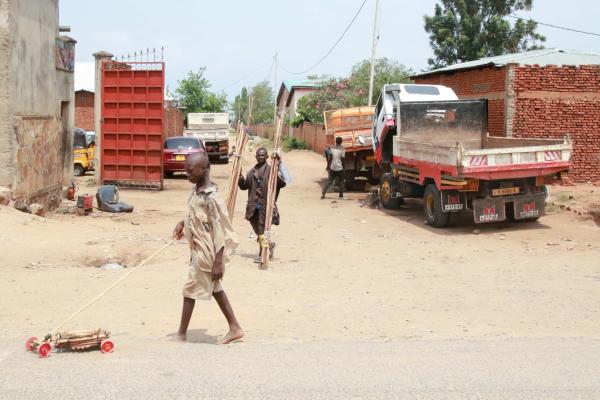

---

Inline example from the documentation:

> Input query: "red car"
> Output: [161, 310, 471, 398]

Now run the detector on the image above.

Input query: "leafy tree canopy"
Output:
[232, 81, 275, 125]
[176, 68, 227, 114]
[232, 87, 249, 124]
[424, 0, 545, 68]
[294, 58, 414, 124]
[350, 58, 414, 105]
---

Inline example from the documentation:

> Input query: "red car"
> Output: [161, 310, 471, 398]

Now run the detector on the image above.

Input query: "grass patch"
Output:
[282, 136, 310, 151]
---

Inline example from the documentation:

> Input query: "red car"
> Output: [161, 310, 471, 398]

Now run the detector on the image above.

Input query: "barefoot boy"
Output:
[172, 152, 244, 344]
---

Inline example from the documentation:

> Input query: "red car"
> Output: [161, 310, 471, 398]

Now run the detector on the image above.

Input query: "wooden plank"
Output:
[225, 123, 249, 220]
[259, 117, 284, 269]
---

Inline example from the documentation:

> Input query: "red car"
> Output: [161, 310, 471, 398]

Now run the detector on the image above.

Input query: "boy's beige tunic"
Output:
[183, 185, 238, 300]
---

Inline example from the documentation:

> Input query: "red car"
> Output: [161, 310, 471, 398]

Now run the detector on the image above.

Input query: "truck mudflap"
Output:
[473, 198, 507, 223]
[512, 194, 545, 220]
[472, 193, 546, 223]
[441, 190, 465, 212]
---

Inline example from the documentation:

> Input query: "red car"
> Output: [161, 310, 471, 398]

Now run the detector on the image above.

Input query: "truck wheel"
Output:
[424, 184, 449, 227]
[74, 164, 85, 177]
[380, 173, 401, 209]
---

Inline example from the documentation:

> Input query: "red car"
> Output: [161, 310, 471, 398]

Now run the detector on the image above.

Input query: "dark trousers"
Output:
[322, 170, 344, 197]
[249, 211, 264, 235]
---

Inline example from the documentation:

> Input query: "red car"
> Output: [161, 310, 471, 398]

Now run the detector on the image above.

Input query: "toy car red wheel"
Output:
[25, 337, 38, 351]
[100, 339, 114, 353]
[37, 342, 51, 358]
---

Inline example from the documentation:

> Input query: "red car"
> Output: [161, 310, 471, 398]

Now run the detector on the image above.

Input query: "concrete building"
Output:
[276, 79, 320, 118]
[0, 0, 76, 210]
[412, 49, 600, 183]
[276, 79, 320, 136]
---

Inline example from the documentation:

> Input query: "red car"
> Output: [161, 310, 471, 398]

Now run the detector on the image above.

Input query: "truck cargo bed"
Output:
[393, 135, 571, 180]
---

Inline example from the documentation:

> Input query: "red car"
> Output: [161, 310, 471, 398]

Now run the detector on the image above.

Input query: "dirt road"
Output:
[1, 149, 599, 398]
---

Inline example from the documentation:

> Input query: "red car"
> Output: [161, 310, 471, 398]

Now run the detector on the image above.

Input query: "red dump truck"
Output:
[371, 83, 572, 227]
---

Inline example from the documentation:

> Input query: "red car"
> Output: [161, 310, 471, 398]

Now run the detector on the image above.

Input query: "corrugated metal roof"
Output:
[412, 48, 600, 78]
[282, 79, 321, 91]
[277, 78, 322, 106]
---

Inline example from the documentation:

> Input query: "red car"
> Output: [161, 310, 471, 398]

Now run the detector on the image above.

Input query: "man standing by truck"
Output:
[321, 136, 346, 199]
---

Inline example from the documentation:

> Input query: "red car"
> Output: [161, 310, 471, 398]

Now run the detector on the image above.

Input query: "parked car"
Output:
[163, 136, 206, 178]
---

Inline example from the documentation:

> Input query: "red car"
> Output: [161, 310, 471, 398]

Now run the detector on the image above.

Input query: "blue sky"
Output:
[60, 0, 600, 101]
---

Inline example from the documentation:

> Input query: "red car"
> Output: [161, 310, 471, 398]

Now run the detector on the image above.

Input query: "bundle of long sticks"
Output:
[260, 117, 284, 269]
[225, 122, 249, 220]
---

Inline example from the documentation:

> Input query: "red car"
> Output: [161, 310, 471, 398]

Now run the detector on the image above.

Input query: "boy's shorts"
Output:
[182, 262, 223, 301]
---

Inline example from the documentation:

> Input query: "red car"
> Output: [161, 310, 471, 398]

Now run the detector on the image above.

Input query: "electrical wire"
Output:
[218, 59, 274, 92]
[278, 0, 368, 75]
[508, 15, 600, 38]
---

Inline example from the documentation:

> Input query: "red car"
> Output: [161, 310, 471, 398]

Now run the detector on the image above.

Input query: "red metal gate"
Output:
[101, 61, 165, 189]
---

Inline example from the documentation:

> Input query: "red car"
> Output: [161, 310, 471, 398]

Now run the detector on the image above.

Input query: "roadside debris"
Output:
[29, 203, 45, 217]
[0, 186, 11, 205]
[100, 263, 125, 270]
[96, 185, 134, 213]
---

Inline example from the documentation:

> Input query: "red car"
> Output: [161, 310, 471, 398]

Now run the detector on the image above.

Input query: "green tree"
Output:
[294, 58, 414, 124]
[232, 87, 249, 124]
[248, 81, 275, 124]
[350, 58, 414, 104]
[424, 0, 546, 68]
[176, 68, 227, 113]
[294, 78, 364, 125]
[232, 81, 275, 125]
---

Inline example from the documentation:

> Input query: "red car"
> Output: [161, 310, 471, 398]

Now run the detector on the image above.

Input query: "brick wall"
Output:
[75, 90, 94, 131]
[164, 107, 184, 138]
[415, 66, 507, 135]
[510, 65, 600, 183]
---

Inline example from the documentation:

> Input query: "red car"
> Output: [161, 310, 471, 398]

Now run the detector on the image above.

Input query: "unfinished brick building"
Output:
[412, 49, 600, 183]
[75, 90, 94, 131]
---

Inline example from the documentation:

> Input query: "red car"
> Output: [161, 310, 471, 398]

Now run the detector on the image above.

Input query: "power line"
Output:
[508, 15, 600, 38]
[218, 59, 273, 92]
[278, 0, 368, 75]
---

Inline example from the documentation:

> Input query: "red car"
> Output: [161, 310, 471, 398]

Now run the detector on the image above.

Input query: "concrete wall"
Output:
[0, 0, 12, 186]
[0, 0, 75, 210]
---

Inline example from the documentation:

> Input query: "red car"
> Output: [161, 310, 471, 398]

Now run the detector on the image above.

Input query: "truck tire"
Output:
[74, 164, 85, 177]
[424, 184, 449, 228]
[380, 173, 401, 209]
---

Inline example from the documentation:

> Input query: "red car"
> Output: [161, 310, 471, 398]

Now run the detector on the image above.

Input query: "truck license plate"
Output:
[492, 187, 519, 196]
[175, 155, 186, 161]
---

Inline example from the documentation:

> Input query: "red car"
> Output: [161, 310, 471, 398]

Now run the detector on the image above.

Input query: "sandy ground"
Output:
[1, 149, 599, 398]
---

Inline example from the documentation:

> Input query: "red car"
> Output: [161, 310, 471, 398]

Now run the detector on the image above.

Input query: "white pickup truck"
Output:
[372, 84, 572, 227]
[185, 112, 230, 163]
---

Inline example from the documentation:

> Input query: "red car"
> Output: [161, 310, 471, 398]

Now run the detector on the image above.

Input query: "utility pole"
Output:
[248, 95, 255, 127]
[273, 52, 278, 124]
[367, 0, 382, 106]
